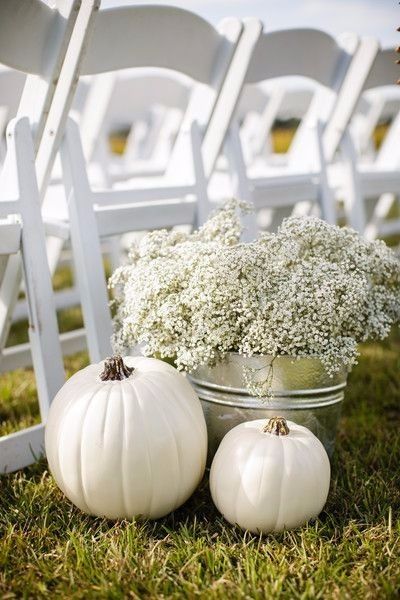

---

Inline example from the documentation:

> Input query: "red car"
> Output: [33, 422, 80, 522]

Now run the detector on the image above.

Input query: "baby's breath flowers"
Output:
[110, 200, 400, 394]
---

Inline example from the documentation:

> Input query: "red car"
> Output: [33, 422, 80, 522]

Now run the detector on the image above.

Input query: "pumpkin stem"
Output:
[263, 416, 289, 436]
[100, 355, 134, 381]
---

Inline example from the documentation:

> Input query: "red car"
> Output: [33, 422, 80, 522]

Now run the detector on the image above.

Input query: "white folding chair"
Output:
[55, 4, 254, 362]
[0, 117, 65, 472]
[222, 25, 378, 239]
[336, 49, 400, 238]
[0, 0, 99, 370]
[0, 5, 250, 373]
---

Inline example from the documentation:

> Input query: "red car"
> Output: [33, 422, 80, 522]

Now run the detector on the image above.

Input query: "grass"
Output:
[271, 126, 297, 153]
[0, 128, 399, 597]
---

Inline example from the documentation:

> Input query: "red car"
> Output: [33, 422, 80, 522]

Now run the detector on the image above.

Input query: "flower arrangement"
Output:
[110, 200, 400, 394]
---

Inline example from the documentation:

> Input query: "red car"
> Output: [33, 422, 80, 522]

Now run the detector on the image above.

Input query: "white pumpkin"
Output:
[210, 417, 330, 533]
[45, 355, 207, 520]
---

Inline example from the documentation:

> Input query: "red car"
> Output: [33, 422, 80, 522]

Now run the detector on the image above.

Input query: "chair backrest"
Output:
[0, 0, 75, 74]
[245, 28, 352, 87]
[363, 48, 399, 91]
[0, 116, 65, 472]
[80, 5, 241, 127]
[273, 84, 315, 120]
[80, 6, 236, 80]
[79, 5, 245, 183]
[85, 72, 190, 130]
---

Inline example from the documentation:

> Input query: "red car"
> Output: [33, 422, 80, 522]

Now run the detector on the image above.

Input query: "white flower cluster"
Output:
[110, 201, 400, 383]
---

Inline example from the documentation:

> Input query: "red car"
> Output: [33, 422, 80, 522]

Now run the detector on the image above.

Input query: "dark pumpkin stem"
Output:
[100, 355, 134, 381]
[263, 416, 290, 436]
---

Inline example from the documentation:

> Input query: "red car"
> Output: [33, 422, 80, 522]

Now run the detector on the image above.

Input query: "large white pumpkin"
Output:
[210, 417, 330, 533]
[45, 355, 207, 520]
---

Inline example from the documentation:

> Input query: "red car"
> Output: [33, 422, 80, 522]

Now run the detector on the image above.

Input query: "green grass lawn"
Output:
[0, 308, 399, 597]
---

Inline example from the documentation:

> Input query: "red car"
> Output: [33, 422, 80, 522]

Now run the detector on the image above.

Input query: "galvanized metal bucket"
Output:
[189, 353, 348, 462]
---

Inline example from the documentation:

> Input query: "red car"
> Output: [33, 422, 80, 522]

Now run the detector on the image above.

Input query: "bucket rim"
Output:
[191, 383, 345, 409]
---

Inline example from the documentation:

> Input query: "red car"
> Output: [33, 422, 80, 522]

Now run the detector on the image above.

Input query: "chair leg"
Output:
[339, 131, 366, 233]
[225, 125, 257, 241]
[316, 121, 337, 225]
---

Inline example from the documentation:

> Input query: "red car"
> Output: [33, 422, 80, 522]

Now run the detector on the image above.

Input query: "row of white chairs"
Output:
[0, 0, 249, 471]
[2, 37, 398, 243]
[0, 1, 399, 472]
[2, 56, 399, 240]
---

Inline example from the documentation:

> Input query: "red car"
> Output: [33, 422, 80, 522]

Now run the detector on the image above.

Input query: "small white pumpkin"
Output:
[45, 355, 207, 520]
[210, 417, 330, 533]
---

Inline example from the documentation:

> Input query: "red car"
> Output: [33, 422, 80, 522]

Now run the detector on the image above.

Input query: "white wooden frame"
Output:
[60, 117, 204, 361]
[337, 49, 400, 237]
[223, 25, 378, 238]
[0, 117, 65, 473]
[0, 0, 99, 372]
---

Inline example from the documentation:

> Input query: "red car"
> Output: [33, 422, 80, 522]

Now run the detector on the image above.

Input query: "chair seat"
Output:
[95, 196, 196, 237]
[107, 158, 167, 181]
[112, 171, 195, 192]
